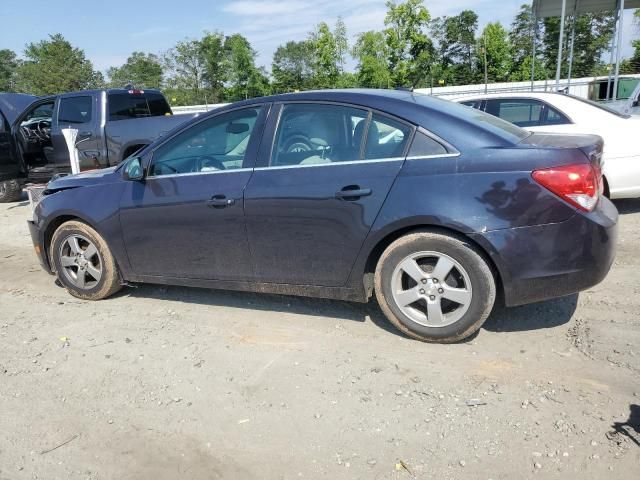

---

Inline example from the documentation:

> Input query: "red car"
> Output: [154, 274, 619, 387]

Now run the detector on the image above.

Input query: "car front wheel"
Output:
[374, 231, 496, 343]
[50, 221, 122, 300]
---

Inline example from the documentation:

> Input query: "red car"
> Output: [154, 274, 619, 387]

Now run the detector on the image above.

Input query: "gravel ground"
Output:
[0, 196, 639, 480]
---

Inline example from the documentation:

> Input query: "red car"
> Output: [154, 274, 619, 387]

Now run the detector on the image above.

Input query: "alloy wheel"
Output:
[58, 234, 103, 289]
[390, 251, 472, 328]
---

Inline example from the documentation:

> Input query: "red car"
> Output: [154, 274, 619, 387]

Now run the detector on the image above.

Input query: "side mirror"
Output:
[123, 157, 144, 181]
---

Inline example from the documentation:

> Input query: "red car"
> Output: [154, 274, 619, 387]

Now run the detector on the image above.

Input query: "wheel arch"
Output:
[360, 223, 505, 302]
[42, 213, 121, 279]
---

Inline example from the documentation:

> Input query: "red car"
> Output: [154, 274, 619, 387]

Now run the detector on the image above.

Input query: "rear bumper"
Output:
[27, 218, 53, 274]
[471, 196, 618, 307]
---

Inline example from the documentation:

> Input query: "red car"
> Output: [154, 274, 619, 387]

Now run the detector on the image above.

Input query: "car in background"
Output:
[27, 89, 617, 343]
[454, 92, 640, 199]
[0, 88, 195, 202]
[607, 81, 640, 116]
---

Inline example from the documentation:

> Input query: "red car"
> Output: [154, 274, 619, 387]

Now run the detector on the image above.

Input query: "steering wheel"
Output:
[20, 126, 35, 141]
[196, 155, 226, 172]
[35, 120, 51, 141]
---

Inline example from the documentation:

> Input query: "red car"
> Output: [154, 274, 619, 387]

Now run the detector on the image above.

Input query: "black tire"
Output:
[0, 179, 22, 203]
[50, 220, 122, 300]
[374, 231, 496, 343]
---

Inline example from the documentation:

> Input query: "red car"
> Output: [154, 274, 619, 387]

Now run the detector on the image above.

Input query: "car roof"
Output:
[205, 88, 493, 128]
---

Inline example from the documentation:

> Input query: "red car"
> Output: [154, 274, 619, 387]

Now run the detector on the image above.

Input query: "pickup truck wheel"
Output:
[374, 231, 496, 343]
[50, 221, 122, 300]
[0, 179, 22, 203]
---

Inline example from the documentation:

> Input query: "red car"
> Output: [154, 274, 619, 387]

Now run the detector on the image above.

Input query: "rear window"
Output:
[108, 92, 171, 121]
[567, 94, 630, 119]
[412, 93, 530, 144]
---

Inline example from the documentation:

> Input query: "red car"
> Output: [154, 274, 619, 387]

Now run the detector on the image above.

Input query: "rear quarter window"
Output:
[408, 131, 448, 156]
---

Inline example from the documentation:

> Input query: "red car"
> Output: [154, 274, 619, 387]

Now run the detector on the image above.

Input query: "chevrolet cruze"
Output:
[28, 89, 618, 343]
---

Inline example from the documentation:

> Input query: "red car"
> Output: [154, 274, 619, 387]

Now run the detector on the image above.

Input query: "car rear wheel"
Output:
[0, 179, 22, 203]
[374, 231, 496, 343]
[50, 221, 122, 300]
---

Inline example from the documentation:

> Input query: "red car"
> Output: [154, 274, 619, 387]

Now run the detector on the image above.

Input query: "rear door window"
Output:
[58, 96, 93, 124]
[485, 99, 544, 128]
[363, 114, 412, 159]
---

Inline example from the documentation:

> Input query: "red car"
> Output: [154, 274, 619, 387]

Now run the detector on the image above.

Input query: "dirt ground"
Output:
[0, 195, 638, 480]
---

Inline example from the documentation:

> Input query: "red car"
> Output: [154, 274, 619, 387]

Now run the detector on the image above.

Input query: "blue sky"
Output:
[0, 0, 637, 74]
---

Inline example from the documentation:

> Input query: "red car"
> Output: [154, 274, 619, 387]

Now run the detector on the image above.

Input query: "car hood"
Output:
[0, 93, 38, 125]
[46, 166, 119, 191]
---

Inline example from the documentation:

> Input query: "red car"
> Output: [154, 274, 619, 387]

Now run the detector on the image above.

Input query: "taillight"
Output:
[532, 163, 600, 212]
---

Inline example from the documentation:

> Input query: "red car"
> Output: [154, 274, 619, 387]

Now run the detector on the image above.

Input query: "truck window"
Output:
[58, 96, 93, 124]
[108, 92, 171, 121]
[146, 93, 172, 116]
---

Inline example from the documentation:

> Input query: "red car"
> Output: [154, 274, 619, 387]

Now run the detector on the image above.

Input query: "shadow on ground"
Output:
[610, 404, 640, 447]
[120, 283, 578, 340]
[483, 294, 578, 333]
[613, 198, 640, 215]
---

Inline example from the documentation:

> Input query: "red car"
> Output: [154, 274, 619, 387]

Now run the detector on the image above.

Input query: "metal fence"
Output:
[415, 74, 640, 100]
[171, 74, 640, 113]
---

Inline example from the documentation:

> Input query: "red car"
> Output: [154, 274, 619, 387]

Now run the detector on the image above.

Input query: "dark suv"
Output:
[27, 89, 617, 343]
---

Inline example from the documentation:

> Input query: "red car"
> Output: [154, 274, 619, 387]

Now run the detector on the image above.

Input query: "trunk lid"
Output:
[518, 132, 604, 171]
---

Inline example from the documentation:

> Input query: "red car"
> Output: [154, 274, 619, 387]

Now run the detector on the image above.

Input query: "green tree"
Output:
[309, 21, 340, 88]
[352, 31, 391, 88]
[15, 34, 102, 95]
[477, 22, 511, 83]
[107, 52, 163, 88]
[625, 10, 640, 73]
[384, 0, 434, 88]
[200, 31, 226, 102]
[508, 4, 546, 81]
[272, 40, 314, 92]
[543, 12, 615, 78]
[223, 33, 267, 101]
[334, 17, 348, 73]
[0, 49, 19, 92]
[163, 38, 207, 105]
[431, 10, 478, 85]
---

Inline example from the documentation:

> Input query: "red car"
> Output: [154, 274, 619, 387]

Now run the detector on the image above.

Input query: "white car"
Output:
[453, 92, 640, 199]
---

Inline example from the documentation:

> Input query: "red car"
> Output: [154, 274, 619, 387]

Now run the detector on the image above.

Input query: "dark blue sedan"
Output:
[27, 89, 617, 343]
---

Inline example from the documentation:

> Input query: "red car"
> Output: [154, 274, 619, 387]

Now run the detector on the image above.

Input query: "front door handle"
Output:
[335, 186, 372, 200]
[206, 195, 235, 208]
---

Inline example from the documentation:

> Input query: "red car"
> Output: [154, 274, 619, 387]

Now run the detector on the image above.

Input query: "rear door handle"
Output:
[335, 186, 372, 200]
[206, 195, 235, 208]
